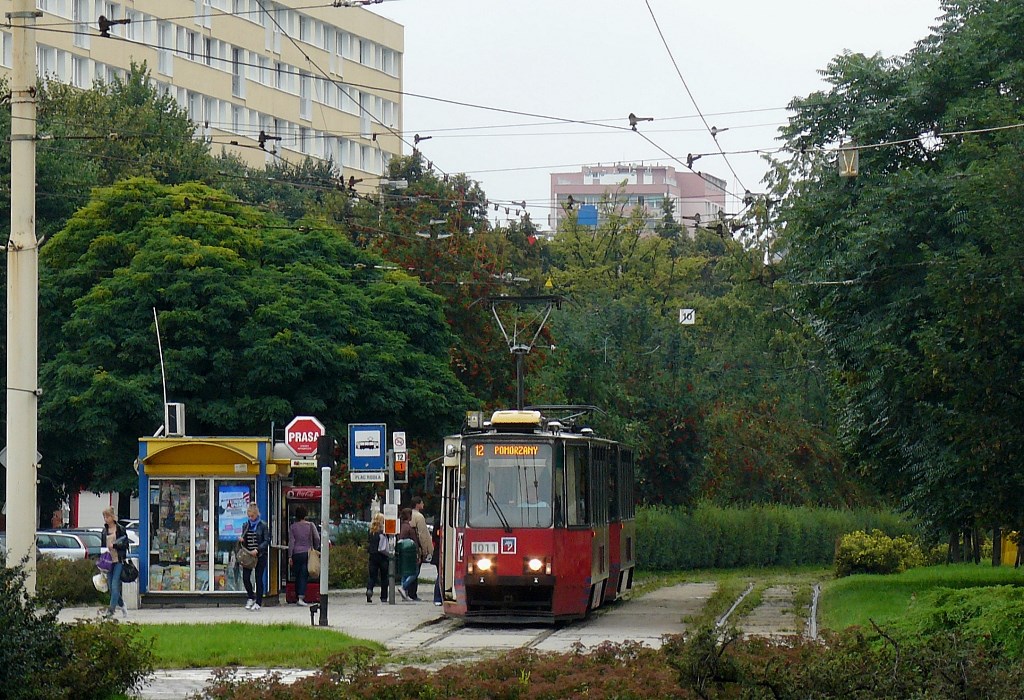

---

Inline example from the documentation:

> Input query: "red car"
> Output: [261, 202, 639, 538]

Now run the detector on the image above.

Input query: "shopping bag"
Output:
[97, 551, 113, 572]
[236, 545, 257, 569]
[120, 559, 139, 583]
[92, 572, 108, 593]
[307, 549, 320, 579]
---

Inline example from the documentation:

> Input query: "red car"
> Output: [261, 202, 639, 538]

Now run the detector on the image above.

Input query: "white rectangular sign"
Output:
[679, 308, 696, 325]
[350, 471, 385, 482]
[290, 459, 317, 468]
[392, 431, 406, 451]
[471, 541, 499, 554]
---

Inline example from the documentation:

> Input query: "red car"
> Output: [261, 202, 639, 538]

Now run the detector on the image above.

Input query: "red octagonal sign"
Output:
[284, 415, 325, 457]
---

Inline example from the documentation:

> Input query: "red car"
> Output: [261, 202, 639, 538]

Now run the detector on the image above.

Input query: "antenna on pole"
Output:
[153, 307, 168, 433]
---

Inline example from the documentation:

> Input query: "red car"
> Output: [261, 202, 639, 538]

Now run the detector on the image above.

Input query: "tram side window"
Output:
[565, 445, 590, 526]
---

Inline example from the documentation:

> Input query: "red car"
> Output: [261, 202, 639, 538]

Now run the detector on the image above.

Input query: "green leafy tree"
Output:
[38, 178, 471, 493]
[355, 154, 539, 408]
[777, 0, 1024, 531]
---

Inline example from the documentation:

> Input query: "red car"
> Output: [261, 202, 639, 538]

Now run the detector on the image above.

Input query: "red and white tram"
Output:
[438, 406, 636, 623]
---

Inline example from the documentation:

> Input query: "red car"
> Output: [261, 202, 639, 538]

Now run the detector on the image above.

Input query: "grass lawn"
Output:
[135, 622, 385, 669]
[820, 563, 1024, 632]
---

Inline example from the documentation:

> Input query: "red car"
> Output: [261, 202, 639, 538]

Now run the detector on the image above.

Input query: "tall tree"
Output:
[37, 178, 471, 493]
[777, 0, 1024, 531]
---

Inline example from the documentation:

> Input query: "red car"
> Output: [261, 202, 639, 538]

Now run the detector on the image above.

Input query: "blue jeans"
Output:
[243, 555, 267, 605]
[107, 562, 124, 612]
[401, 573, 417, 592]
[293, 551, 309, 599]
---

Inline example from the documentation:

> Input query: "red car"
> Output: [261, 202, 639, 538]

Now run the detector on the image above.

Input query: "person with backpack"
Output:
[366, 512, 389, 603]
[239, 503, 271, 611]
[288, 505, 320, 607]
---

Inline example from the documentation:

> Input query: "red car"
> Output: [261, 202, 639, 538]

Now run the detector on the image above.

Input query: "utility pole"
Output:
[6, 0, 40, 592]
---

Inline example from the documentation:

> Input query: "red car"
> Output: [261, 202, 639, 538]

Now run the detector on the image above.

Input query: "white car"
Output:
[35, 531, 90, 560]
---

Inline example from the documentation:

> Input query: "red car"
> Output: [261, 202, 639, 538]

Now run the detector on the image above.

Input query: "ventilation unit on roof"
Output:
[165, 403, 185, 437]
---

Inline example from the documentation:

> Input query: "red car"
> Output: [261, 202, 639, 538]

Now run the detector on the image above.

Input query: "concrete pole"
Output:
[318, 466, 330, 625]
[6, 0, 40, 593]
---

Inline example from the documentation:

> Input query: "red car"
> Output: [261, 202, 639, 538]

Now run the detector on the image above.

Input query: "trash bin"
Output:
[122, 557, 141, 610]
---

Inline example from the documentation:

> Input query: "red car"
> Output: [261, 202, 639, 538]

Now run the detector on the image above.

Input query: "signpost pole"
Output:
[386, 448, 396, 605]
[319, 464, 330, 625]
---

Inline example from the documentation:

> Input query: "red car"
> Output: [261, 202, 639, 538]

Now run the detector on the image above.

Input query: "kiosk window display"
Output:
[148, 478, 255, 592]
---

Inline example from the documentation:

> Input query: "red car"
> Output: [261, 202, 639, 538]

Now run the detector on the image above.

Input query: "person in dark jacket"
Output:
[239, 503, 272, 611]
[366, 512, 389, 603]
[100, 507, 130, 619]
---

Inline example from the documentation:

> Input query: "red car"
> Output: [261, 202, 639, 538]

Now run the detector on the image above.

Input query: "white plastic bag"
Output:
[92, 572, 108, 593]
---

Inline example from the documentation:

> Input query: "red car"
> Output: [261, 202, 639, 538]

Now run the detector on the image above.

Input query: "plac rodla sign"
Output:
[284, 415, 325, 457]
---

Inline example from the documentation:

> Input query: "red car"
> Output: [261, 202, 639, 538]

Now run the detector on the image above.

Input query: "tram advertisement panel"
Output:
[467, 442, 553, 529]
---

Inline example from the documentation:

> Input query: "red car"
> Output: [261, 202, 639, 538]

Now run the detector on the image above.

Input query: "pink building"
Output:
[549, 164, 727, 234]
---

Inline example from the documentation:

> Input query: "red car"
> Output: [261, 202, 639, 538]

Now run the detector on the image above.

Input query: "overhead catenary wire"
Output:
[642, 0, 747, 194]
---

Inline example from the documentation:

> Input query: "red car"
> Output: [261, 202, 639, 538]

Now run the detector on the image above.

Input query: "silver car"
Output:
[35, 531, 90, 560]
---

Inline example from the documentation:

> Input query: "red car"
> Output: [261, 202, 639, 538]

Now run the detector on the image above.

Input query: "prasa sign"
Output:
[284, 415, 325, 457]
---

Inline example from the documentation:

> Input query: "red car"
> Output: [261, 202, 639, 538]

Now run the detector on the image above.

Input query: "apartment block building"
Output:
[3, 0, 403, 181]
[549, 164, 727, 234]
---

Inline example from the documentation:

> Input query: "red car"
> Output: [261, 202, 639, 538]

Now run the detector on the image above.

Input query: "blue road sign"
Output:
[348, 423, 386, 471]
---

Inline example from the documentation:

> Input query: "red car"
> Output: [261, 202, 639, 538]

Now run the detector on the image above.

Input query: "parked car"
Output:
[35, 531, 90, 560]
[119, 519, 141, 546]
[47, 528, 104, 559]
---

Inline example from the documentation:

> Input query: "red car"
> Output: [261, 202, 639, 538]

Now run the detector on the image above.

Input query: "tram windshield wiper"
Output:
[485, 490, 513, 533]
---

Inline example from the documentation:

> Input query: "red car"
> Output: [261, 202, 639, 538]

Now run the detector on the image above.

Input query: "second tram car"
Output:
[438, 406, 635, 623]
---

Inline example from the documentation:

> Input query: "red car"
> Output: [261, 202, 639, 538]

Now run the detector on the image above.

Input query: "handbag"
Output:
[307, 548, 321, 578]
[120, 559, 139, 583]
[237, 545, 257, 569]
[97, 551, 113, 572]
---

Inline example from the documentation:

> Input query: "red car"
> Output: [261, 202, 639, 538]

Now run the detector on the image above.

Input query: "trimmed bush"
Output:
[55, 620, 155, 700]
[834, 529, 925, 577]
[636, 503, 917, 571]
[37, 556, 107, 606]
[328, 542, 369, 589]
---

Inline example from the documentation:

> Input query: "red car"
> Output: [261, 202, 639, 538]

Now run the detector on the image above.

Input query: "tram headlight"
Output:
[523, 557, 551, 575]
[470, 556, 493, 574]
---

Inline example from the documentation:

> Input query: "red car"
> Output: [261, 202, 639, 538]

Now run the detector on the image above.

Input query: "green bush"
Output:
[328, 542, 368, 589]
[196, 626, 1024, 699]
[54, 620, 155, 700]
[636, 503, 918, 571]
[36, 556, 106, 606]
[834, 529, 925, 577]
[0, 557, 153, 699]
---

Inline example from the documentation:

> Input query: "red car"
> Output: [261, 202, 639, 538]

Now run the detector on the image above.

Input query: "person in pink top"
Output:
[288, 506, 321, 606]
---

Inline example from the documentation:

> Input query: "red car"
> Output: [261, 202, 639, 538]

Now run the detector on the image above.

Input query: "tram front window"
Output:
[467, 443, 553, 528]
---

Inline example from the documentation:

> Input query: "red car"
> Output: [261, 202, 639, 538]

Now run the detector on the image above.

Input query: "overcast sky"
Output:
[370, 0, 943, 228]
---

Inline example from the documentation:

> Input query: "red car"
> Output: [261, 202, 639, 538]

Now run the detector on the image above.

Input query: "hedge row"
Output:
[636, 503, 917, 570]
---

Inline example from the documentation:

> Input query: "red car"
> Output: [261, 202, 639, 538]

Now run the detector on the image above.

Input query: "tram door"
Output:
[440, 436, 462, 602]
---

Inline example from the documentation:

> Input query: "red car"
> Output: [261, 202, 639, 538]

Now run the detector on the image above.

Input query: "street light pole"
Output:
[6, 0, 40, 593]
